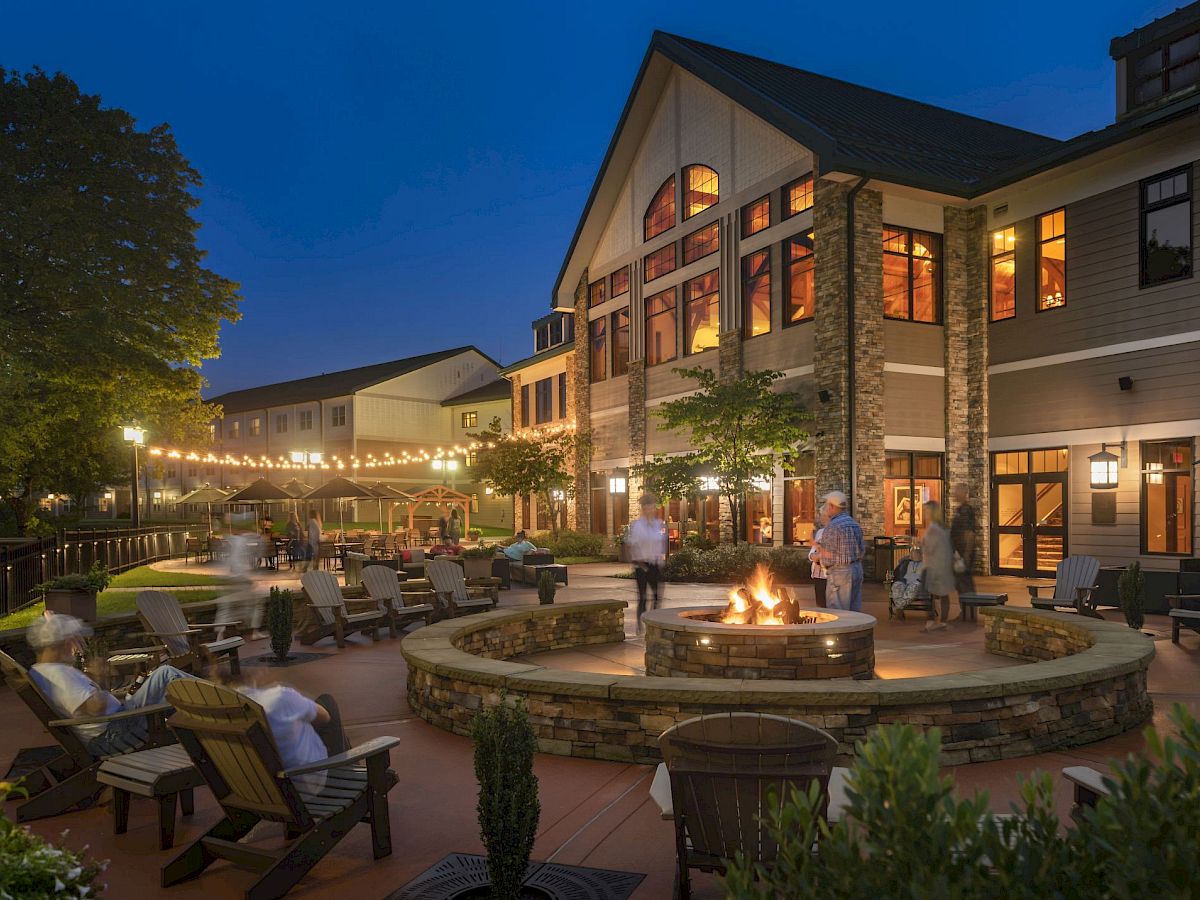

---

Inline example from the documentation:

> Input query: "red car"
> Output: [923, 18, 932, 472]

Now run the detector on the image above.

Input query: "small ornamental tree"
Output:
[267, 587, 294, 662]
[651, 368, 809, 544]
[631, 454, 701, 505]
[1118, 561, 1145, 630]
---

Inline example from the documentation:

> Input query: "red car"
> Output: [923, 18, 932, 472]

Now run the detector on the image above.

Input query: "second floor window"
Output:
[644, 175, 676, 240]
[990, 226, 1016, 321]
[298, 410, 313, 431]
[1141, 168, 1192, 286]
[610, 265, 630, 297]
[644, 243, 677, 282]
[784, 174, 814, 218]
[588, 278, 606, 307]
[612, 308, 629, 377]
[645, 287, 677, 367]
[331, 405, 346, 427]
[461, 411, 478, 429]
[520, 384, 530, 427]
[682, 164, 719, 219]
[558, 372, 567, 419]
[249, 417, 261, 437]
[883, 226, 941, 323]
[229, 421, 240, 439]
[741, 195, 770, 238]
[535, 377, 554, 424]
[742, 250, 771, 338]
[276, 414, 288, 434]
[684, 270, 720, 355]
[589, 317, 606, 383]
[1037, 209, 1066, 310]
[683, 222, 719, 265]
[784, 231, 815, 324]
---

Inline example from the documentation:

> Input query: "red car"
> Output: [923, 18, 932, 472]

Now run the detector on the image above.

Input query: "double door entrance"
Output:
[991, 448, 1068, 577]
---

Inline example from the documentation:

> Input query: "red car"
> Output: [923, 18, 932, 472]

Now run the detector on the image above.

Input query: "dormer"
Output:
[1111, 0, 1200, 119]
[532, 310, 574, 354]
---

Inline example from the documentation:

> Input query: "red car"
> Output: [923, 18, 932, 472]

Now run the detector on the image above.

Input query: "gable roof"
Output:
[207, 346, 496, 414]
[441, 377, 512, 406]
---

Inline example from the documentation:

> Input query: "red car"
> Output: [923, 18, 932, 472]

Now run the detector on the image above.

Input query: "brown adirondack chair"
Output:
[425, 559, 497, 617]
[136, 590, 244, 676]
[161, 679, 400, 900]
[1029, 555, 1102, 616]
[299, 570, 385, 647]
[0, 649, 175, 822]
[360, 564, 436, 636]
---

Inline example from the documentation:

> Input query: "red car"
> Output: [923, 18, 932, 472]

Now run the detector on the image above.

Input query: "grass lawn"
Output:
[108, 565, 234, 588]
[0, 589, 231, 631]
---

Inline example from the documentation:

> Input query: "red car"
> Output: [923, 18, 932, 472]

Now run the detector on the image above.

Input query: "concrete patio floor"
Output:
[1, 561, 1196, 899]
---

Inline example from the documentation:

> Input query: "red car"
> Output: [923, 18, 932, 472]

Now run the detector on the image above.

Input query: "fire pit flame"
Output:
[721, 564, 821, 626]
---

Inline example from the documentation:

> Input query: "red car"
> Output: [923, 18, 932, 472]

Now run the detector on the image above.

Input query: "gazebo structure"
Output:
[393, 484, 473, 534]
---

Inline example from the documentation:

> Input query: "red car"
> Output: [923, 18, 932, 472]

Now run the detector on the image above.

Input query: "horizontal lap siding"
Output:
[884, 372, 945, 437]
[742, 324, 812, 373]
[884, 319, 943, 366]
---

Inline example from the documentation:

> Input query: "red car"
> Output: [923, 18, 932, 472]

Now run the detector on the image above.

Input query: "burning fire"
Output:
[721, 564, 820, 626]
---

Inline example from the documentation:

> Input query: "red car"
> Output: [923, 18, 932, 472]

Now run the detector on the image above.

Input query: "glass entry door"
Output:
[991, 449, 1068, 576]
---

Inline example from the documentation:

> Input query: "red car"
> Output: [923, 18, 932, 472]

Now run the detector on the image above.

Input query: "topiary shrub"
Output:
[473, 695, 540, 899]
[1118, 560, 1145, 630]
[537, 570, 556, 605]
[267, 586, 294, 661]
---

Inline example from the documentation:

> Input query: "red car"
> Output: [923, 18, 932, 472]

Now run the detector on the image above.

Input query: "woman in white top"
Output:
[306, 509, 322, 571]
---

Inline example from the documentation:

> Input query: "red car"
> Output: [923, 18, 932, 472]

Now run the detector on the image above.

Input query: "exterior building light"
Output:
[432, 459, 444, 470]
[751, 477, 772, 491]
[307, 452, 323, 465]
[699, 477, 719, 492]
[445, 460, 458, 472]
[484, 486, 494, 495]
[608, 477, 627, 494]
[1088, 444, 1120, 490]
[290, 451, 323, 465]
[122, 426, 146, 446]
[551, 489, 565, 501]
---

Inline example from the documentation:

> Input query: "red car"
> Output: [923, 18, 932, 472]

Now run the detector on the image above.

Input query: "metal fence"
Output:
[0, 524, 205, 617]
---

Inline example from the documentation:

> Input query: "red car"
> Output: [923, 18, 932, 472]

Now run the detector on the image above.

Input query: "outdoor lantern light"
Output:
[551, 489, 565, 501]
[122, 425, 147, 528]
[308, 452, 323, 465]
[290, 451, 306, 464]
[432, 459, 444, 470]
[445, 460, 458, 472]
[485, 486, 494, 495]
[122, 425, 146, 446]
[608, 476, 627, 494]
[751, 477, 772, 491]
[1089, 444, 1120, 489]
[699, 476, 719, 492]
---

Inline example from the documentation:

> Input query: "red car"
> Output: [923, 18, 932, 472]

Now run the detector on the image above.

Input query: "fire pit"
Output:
[643, 566, 876, 680]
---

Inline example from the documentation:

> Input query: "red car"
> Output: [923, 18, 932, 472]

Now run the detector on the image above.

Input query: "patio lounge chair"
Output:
[1029, 555, 1102, 616]
[425, 559, 496, 618]
[361, 564, 436, 636]
[0, 649, 175, 822]
[298, 570, 386, 647]
[136, 590, 244, 676]
[161, 679, 400, 900]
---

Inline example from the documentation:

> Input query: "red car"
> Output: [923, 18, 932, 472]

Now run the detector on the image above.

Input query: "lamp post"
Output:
[122, 426, 147, 528]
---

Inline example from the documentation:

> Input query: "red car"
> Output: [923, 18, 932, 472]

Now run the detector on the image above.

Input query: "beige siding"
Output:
[742, 322, 813, 373]
[883, 319, 944, 366]
[883, 372, 945, 438]
[590, 378, 627, 414]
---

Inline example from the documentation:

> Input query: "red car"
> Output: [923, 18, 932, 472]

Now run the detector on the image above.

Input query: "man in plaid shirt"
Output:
[813, 491, 864, 611]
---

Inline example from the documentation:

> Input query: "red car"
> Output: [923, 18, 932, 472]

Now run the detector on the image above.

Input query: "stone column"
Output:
[571, 272, 591, 533]
[943, 205, 990, 571]
[718, 331, 742, 385]
[813, 180, 850, 500]
[851, 188, 885, 542]
[627, 358, 646, 520]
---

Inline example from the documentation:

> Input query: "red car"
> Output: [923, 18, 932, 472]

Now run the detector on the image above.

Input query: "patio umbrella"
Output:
[278, 478, 313, 514]
[301, 476, 376, 533]
[363, 482, 415, 531]
[222, 477, 292, 528]
[177, 483, 229, 531]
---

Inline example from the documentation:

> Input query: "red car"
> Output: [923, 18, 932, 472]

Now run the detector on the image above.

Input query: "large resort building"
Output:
[531, 5, 1199, 582]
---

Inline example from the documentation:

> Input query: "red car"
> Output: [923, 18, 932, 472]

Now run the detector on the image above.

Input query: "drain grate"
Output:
[390, 853, 644, 900]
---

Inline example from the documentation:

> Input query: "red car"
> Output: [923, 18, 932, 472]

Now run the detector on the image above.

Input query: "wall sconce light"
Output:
[1088, 443, 1121, 489]
[817, 389, 832, 404]
[484, 486, 494, 495]
[1118, 376, 1134, 391]
[699, 476, 719, 492]
[608, 476, 627, 494]
[551, 489, 565, 501]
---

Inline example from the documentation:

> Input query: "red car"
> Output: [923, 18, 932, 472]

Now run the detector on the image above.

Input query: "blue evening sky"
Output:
[3, 1, 1174, 395]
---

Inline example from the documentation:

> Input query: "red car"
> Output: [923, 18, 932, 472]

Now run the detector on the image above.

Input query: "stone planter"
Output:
[44, 588, 98, 622]
[463, 557, 494, 580]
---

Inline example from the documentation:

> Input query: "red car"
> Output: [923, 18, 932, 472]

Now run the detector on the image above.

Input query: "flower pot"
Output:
[463, 557, 494, 580]
[44, 588, 98, 623]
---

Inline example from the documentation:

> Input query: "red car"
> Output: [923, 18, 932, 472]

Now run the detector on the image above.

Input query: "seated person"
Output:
[502, 530, 538, 561]
[239, 681, 345, 793]
[27, 611, 195, 756]
[890, 548, 926, 607]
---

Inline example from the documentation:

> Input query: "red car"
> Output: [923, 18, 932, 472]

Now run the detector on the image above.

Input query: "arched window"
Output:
[682, 165, 719, 219]
[644, 175, 676, 241]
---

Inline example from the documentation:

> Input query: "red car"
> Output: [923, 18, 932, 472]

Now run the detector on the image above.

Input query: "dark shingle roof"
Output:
[207, 347, 492, 413]
[441, 378, 512, 406]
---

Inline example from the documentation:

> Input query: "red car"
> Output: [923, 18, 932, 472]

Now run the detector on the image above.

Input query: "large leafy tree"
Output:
[631, 454, 701, 504]
[651, 367, 809, 544]
[0, 68, 240, 529]
[470, 418, 589, 539]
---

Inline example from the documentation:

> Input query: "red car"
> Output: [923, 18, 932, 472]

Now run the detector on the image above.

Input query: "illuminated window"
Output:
[229, 421, 240, 439]
[783, 174, 814, 218]
[461, 411, 478, 429]
[588, 278, 606, 307]
[464, 451, 477, 467]
[1141, 168, 1192, 286]
[683, 270, 720, 355]
[248, 417, 261, 437]
[298, 410, 313, 431]
[883, 226, 941, 323]
[644, 175, 676, 241]
[990, 226, 1016, 321]
[644, 243, 677, 282]
[741, 250, 771, 338]
[682, 165, 719, 219]
[645, 287, 677, 366]
[1130, 28, 1200, 107]
[276, 414, 288, 434]
[589, 317, 606, 383]
[741, 195, 770, 238]
[1037, 209, 1066, 310]
[610, 266, 630, 297]
[784, 231, 815, 324]
[611, 308, 629, 377]
[1141, 439, 1193, 555]
[331, 405, 346, 427]
[682, 222, 719, 264]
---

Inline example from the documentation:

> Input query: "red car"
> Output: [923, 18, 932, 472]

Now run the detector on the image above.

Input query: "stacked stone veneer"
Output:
[403, 603, 1154, 766]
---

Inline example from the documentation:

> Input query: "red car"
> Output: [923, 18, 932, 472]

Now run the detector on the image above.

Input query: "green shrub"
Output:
[1118, 560, 1145, 630]
[529, 529, 606, 558]
[267, 587, 294, 661]
[0, 782, 106, 898]
[537, 570, 557, 605]
[682, 531, 715, 550]
[661, 544, 810, 583]
[473, 695, 540, 899]
[37, 560, 111, 594]
[461, 543, 498, 559]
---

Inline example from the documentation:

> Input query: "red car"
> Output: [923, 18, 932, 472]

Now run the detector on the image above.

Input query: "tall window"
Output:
[645, 287, 677, 366]
[784, 231, 815, 324]
[535, 377, 554, 424]
[520, 384, 530, 427]
[461, 411, 478, 429]
[229, 421, 240, 439]
[1141, 168, 1192, 286]
[331, 405, 346, 427]
[644, 175, 676, 240]
[990, 226, 1016, 321]
[742, 250, 771, 338]
[588, 278, 606, 307]
[249, 417, 261, 437]
[589, 317, 606, 383]
[276, 414, 288, 434]
[783, 174, 814, 218]
[783, 452, 816, 545]
[682, 222, 719, 264]
[644, 243, 677, 282]
[611, 308, 629, 377]
[298, 410, 313, 431]
[557, 372, 567, 419]
[610, 265, 630, 297]
[521, 494, 530, 529]
[1037, 209, 1066, 310]
[682, 165, 719, 219]
[1142, 439, 1193, 555]
[684, 270, 719, 355]
[1130, 28, 1200, 107]
[883, 226, 941, 323]
[884, 451, 944, 540]
[741, 195, 770, 238]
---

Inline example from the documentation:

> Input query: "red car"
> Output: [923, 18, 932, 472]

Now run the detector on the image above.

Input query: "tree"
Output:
[470, 418, 588, 539]
[0, 68, 241, 530]
[631, 454, 701, 504]
[651, 367, 809, 544]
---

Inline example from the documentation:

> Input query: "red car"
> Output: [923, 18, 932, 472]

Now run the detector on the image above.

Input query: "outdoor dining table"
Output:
[333, 541, 365, 570]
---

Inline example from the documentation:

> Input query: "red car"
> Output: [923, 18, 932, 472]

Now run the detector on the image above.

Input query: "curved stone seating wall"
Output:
[402, 602, 1155, 766]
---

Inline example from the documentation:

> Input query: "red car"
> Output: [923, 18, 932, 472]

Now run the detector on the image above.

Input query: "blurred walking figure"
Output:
[305, 509, 322, 572]
[628, 493, 666, 633]
[286, 511, 303, 566]
[446, 508, 462, 546]
[950, 485, 978, 596]
[814, 491, 863, 612]
[920, 500, 956, 631]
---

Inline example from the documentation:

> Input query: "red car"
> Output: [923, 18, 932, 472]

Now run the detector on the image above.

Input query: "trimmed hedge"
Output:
[528, 529, 607, 558]
[662, 544, 810, 583]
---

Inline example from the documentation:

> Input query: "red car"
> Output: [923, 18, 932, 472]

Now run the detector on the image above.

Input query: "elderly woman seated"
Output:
[890, 547, 927, 610]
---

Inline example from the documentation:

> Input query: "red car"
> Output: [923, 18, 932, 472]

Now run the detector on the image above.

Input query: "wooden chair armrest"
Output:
[280, 736, 402, 777]
[1075, 585, 1098, 603]
[1027, 585, 1047, 599]
[50, 702, 174, 728]
[465, 577, 502, 586]
[189, 620, 242, 631]
[343, 597, 380, 608]
[107, 645, 167, 657]
[146, 627, 206, 637]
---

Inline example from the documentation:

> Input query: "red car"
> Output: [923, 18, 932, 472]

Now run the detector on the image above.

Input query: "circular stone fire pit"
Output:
[643, 606, 876, 680]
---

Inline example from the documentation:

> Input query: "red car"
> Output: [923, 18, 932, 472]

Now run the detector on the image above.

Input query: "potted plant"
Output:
[537, 570, 557, 605]
[461, 543, 499, 580]
[1118, 560, 1145, 630]
[467, 527, 482, 542]
[615, 527, 630, 563]
[266, 586, 296, 664]
[37, 561, 111, 622]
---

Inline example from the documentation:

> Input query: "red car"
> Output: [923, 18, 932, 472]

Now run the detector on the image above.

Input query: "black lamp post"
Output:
[123, 426, 147, 527]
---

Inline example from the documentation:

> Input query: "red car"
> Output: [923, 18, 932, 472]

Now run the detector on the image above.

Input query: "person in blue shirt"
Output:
[502, 530, 538, 561]
[812, 491, 864, 612]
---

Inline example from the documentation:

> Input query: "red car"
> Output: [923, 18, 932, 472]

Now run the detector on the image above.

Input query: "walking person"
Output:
[814, 491, 864, 612]
[306, 509, 322, 572]
[808, 513, 828, 608]
[446, 508, 462, 546]
[950, 485, 978, 596]
[920, 500, 956, 631]
[627, 493, 666, 633]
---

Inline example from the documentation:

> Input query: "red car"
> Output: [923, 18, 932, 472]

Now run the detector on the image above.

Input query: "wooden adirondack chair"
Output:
[0, 649, 175, 822]
[425, 559, 496, 617]
[161, 679, 400, 900]
[659, 713, 838, 900]
[1029, 555, 1102, 616]
[298, 570, 385, 647]
[136, 590, 244, 676]
[360, 565, 436, 637]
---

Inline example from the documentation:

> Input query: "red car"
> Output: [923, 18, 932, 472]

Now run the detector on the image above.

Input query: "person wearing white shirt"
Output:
[627, 493, 667, 632]
[240, 683, 338, 793]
